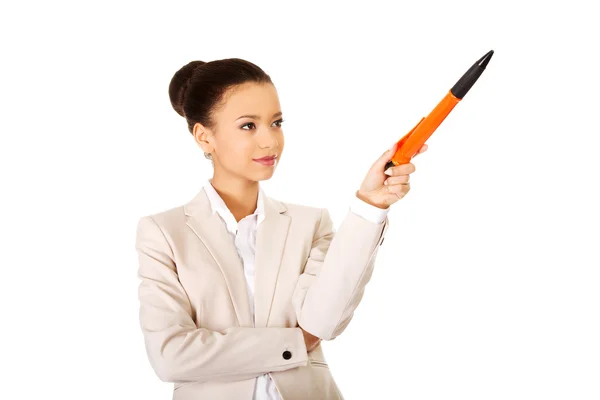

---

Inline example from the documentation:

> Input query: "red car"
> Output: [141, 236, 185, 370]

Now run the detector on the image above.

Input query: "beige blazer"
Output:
[135, 186, 389, 399]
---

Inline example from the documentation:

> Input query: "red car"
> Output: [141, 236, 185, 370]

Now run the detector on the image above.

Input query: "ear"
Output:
[193, 122, 215, 154]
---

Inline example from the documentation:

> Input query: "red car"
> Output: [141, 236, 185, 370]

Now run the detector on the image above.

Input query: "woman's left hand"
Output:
[356, 142, 428, 209]
[300, 327, 321, 353]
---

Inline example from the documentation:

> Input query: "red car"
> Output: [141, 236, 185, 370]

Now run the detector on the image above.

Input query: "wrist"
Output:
[356, 190, 388, 210]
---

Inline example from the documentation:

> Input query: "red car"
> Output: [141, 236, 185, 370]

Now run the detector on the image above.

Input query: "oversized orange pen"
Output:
[384, 49, 494, 171]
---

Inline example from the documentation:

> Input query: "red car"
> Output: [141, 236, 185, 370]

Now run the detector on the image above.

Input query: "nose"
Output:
[258, 127, 279, 149]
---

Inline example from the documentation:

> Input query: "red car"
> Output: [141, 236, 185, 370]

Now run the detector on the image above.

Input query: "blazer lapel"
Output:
[183, 188, 253, 327]
[182, 186, 290, 329]
[254, 196, 290, 328]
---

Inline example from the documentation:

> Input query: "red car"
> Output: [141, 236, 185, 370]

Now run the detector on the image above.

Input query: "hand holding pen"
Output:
[356, 142, 428, 209]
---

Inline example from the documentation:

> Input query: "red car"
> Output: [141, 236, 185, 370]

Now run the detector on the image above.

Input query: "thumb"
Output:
[372, 141, 397, 170]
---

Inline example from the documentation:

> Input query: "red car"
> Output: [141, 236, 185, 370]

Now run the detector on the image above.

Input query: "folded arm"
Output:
[292, 196, 389, 341]
[135, 216, 308, 384]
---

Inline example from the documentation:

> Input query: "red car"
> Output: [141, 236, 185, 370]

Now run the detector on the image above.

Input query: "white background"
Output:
[1, 1, 599, 399]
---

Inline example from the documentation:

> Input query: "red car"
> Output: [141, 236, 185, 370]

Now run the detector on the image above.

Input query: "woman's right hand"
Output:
[300, 327, 321, 353]
[356, 142, 428, 209]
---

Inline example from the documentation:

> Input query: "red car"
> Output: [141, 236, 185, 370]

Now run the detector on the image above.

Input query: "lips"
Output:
[253, 155, 277, 161]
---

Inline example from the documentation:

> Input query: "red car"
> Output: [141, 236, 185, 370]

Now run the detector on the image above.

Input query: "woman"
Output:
[135, 58, 427, 400]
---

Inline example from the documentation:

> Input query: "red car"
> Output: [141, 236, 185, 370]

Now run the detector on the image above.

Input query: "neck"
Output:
[210, 171, 259, 222]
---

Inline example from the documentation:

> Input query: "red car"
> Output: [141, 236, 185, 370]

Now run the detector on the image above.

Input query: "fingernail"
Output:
[384, 179, 389, 185]
[389, 142, 397, 151]
[384, 168, 392, 176]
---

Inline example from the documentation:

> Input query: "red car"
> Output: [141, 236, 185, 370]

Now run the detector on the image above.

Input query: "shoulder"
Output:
[135, 203, 186, 233]
[273, 197, 332, 227]
[273, 197, 321, 217]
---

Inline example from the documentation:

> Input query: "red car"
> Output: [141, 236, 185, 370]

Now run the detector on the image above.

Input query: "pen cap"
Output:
[450, 50, 494, 99]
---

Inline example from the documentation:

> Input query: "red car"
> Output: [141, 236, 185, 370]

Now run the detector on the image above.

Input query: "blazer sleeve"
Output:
[135, 216, 308, 384]
[291, 207, 389, 341]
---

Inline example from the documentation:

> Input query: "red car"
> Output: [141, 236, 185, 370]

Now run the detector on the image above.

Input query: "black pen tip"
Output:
[450, 49, 495, 99]
[478, 50, 494, 69]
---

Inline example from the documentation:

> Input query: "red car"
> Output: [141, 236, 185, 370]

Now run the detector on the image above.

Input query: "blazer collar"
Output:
[183, 184, 290, 328]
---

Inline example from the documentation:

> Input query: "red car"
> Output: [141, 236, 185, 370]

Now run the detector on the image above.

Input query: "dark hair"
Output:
[168, 58, 273, 160]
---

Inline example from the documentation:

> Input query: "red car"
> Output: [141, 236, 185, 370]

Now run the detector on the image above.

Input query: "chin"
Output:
[236, 157, 278, 182]
[253, 170, 275, 182]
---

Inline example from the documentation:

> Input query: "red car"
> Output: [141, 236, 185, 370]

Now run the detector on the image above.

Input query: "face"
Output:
[193, 82, 285, 183]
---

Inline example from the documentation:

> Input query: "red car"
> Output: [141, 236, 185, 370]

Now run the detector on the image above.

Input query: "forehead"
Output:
[219, 82, 280, 117]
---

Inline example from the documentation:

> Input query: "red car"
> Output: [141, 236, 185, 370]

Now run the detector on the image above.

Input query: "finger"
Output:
[384, 162, 416, 176]
[374, 141, 399, 171]
[386, 182, 410, 196]
[384, 175, 410, 186]
[395, 191, 407, 200]
[413, 144, 428, 158]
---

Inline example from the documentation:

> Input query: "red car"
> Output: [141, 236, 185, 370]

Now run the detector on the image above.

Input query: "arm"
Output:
[291, 195, 390, 341]
[135, 216, 308, 384]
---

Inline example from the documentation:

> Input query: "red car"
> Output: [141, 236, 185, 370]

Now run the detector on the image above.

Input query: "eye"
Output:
[240, 119, 285, 130]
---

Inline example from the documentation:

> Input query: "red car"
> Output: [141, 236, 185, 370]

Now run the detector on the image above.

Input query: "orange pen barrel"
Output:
[385, 49, 494, 170]
[388, 91, 460, 166]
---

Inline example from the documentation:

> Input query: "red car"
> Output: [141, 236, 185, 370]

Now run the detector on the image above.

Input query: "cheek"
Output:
[230, 139, 256, 160]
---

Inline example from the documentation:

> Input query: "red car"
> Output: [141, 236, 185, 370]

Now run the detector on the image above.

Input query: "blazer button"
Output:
[282, 350, 292, 360]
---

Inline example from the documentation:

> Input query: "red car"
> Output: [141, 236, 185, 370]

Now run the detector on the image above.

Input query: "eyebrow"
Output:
[235, 111, 283, 121]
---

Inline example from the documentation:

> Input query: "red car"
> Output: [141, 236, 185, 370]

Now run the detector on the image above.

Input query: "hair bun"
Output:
[168, 60, 206, 118]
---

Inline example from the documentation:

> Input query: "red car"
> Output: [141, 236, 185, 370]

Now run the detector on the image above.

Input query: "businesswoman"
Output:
[135, 58, 427, 400]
